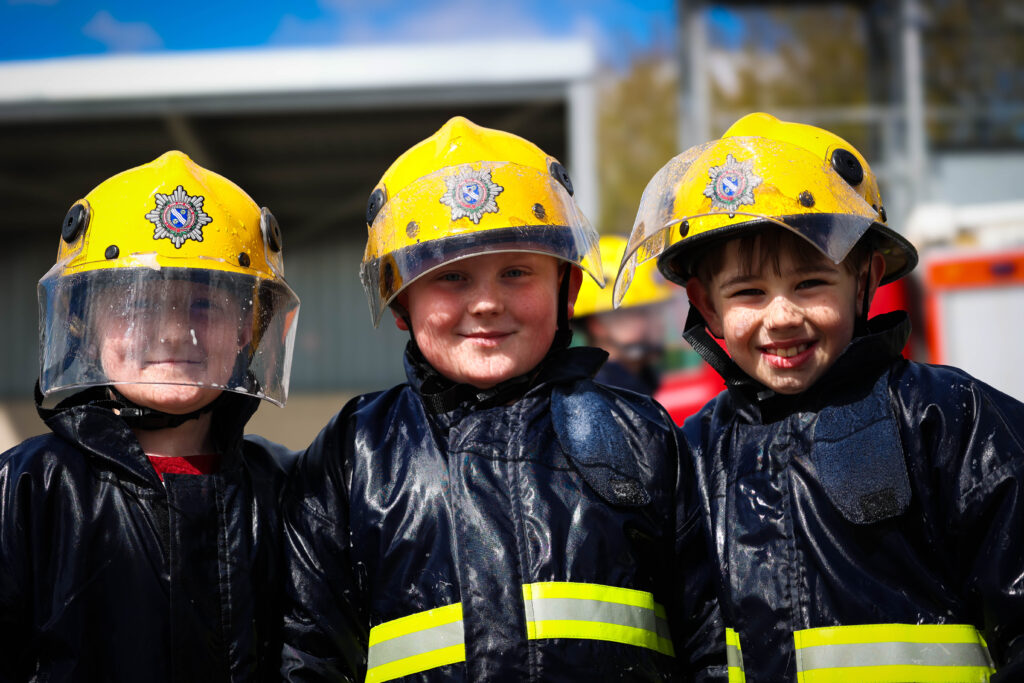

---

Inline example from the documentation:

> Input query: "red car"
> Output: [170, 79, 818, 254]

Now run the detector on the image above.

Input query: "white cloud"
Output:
[82, 10, 163, 52]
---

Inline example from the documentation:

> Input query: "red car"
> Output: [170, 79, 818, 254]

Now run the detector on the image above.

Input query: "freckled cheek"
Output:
[723, 308, 758, 346]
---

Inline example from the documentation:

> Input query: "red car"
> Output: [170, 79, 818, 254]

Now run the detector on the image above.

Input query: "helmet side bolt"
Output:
[62, 204, 89, 243]
[104, 245, 119, 259]
[405, 221, 419, 239]
[532, 203, 547, 220]
[261, 208, 283, 253]
[831, 148, 864, 186]
[879, 206, 888, 222]
[799, 191, 815, 208]
[679, 220, 690, 237]
[238, 252, 251, 268]
[366, 188, 386, 225]
[549, 162, 574, 196]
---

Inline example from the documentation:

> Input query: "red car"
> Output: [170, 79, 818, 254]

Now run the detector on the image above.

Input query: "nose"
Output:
[467, 279, 504, 316]
[149, 303, 195, 346]
[765, 295, 802, 330]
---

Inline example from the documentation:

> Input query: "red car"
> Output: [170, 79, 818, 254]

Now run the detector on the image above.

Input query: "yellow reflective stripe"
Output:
[726, 627, 746, 683]
[365, 645, 465, 683]
[793, 623, 995, 683]
[522, 581, 674, 656]
[366, 603, 465, 683]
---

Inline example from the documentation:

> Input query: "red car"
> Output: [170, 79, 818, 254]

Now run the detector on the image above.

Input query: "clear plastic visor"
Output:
[38, 266, 300, 407]
[613, 137, 880, 307]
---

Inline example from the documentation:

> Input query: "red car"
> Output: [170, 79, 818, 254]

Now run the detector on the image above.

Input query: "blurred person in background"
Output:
[573, 234, 673, 395]
[0, 151, 300, 682]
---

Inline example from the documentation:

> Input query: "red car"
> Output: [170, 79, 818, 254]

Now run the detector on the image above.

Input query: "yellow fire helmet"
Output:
[38, 151, 301, 406]
[360, 115, 603, 327]
[613, 112, 918, 306]
[574, 234, 672, 318]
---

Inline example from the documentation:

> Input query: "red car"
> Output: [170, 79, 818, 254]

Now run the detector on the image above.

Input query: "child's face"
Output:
[395, 251, 580, 389]
[95, 280, 249, 414]
[687, 238, 883, 395]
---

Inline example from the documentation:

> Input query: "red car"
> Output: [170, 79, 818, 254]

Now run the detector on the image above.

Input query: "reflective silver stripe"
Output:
[798, 640, 994, 671]
[527, 597, 671, 639]
[367, 619, 464, 669]
[522, 582, 674, 655]
[726, 627, 746, 682]
[793, 623, 996, 682]
[366, 603, 466, 682]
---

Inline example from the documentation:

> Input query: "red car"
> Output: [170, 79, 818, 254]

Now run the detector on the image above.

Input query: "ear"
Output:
[857, 251, 888, 316]
[390, 292, 411, 331]
[685, 276, 725, 339]
[238, 322, 253, 349]
[392, 307, 410, 331]
[565, 266, 584, 319]
[238, 309, 254, 348]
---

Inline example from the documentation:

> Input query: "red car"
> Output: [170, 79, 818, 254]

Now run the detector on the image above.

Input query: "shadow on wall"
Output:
[0, 391, 357, 453]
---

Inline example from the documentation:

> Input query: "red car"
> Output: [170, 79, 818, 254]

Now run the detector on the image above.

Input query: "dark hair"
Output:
[691, 225, 875, 284]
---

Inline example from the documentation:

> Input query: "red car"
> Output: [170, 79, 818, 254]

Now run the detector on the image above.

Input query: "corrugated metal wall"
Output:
[1, 240, 51, 398]
[284, 238, 409, 393]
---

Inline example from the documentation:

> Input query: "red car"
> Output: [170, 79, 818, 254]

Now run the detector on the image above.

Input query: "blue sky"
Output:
[0, 0, 708, 66]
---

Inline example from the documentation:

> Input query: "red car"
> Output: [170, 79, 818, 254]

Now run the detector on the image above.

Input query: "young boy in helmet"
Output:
[615, 112, 1024, 682]
[0, 151, 301, 682]
[281, 116, 722, 681]
[572, 234, 673, 395]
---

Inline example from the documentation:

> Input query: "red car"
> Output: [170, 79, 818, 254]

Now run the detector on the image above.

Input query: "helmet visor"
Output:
[361, 161, 603, 327]
[38, 266, 300, 407]
[613, 137, 882, 307]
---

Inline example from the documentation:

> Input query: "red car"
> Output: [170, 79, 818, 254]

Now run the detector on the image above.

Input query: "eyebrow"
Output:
[717, 263, 836, 289]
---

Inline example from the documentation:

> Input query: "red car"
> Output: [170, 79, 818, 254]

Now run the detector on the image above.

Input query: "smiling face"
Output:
[95, 279, 249, 414]
[687, 231, 884, 395]
[395, 251, 580, 389]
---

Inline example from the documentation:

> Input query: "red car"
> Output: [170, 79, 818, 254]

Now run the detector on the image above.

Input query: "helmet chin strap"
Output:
[854, 257, 874, 338]
[106, 386, 223, 430]
[549, 264, 575, 352]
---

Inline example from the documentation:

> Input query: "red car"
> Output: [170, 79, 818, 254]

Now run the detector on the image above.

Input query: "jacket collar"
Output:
[36, 384, 259, 484]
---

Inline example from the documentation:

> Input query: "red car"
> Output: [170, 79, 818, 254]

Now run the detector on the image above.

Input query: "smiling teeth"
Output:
[772, 343, 808, 358]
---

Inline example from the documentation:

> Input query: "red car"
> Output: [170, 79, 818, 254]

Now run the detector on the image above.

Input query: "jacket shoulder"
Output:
[243, 434, 301, 475]
[890, 360, 1024, 420]
[889, 360, 1024, 502]
[0, 431, 86, 476]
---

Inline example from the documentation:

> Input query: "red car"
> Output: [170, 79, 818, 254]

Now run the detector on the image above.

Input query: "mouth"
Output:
[144, 359, 203, 367]
[759, 341, 815, 368]
[461, 330, 512, 345]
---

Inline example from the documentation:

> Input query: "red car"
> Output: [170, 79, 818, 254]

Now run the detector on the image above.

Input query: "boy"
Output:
[0, 151, 301, 682]
[614, 112, 1024, 682]
[573, 234, 673, 395]
[281, 117, 722, 681]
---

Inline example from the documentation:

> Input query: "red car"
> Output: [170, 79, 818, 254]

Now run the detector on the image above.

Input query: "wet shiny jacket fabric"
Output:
[282, 345, 723, 682]
[0, 392, 295, 683]
[683, 313, 1024, 682]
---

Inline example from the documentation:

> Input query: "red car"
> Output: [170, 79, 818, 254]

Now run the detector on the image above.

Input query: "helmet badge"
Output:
[145, 185, 213, 248]
[440, 166, 503, 224]
[704, 154, 761, 215]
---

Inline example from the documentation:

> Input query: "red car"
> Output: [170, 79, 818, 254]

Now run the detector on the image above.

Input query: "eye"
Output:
[190, 297, 224, 317]
[503, 267, 529, 278]
[728, 287, 763, 298]
[796, 278, 827, 290]
[438, 271, 464, 282]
